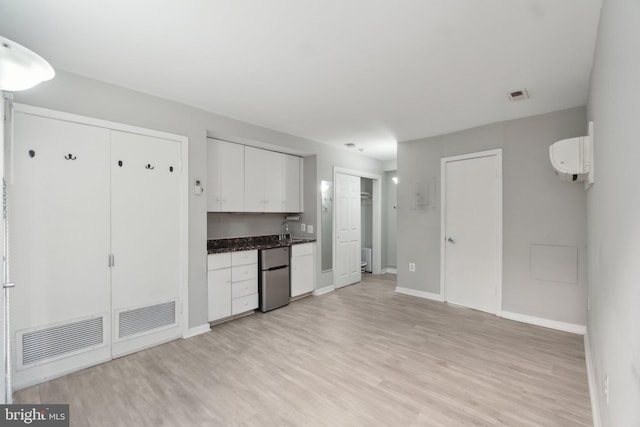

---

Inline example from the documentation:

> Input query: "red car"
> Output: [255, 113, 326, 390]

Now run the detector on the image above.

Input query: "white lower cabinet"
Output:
[208, 250, 258, 322]
[291, 243, 315, 298]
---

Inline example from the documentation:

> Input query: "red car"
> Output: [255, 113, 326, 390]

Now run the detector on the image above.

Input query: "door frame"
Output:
[10, 103, 192, 338]
[332, 167, 382, 287]
[440, 149, 502, 315]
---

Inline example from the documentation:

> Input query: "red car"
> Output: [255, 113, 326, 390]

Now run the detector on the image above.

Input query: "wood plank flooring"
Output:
[14, 274, 592, 426]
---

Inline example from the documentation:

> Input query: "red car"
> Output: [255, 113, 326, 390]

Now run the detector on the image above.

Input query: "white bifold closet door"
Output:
[9, 112, 183, 389]
[110, 131, 182, 357]
[10, 113, 112, 389]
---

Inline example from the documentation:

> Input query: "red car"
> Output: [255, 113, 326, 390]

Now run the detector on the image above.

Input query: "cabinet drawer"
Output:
[291, 243, 314, 257]
[232, 293, 258, 315]
[232, 250, 257, 266]
[208, 252, 232, 270]
[232, 278, 258, 299]
[232, 264, 257, 282]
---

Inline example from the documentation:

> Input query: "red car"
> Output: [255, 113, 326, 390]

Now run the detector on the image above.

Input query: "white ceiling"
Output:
[0, 0, 602, 160]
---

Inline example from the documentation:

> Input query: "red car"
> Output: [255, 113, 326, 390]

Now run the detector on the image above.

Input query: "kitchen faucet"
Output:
[280, 220, 290, 241]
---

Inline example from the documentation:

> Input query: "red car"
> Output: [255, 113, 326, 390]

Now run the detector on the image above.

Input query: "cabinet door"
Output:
[219, 141, 244, 211]
[263, 150, 284, 212]
[283, 155, 301, 213]
[244, 146, 265, 212]
[10, 113, 112, 387]
[291, 254, 314, 297]
[291, 243, 315, 297]
[111, 131, 182, 356]
[208, 268, 232, 321]
[206, 139, 222, 211]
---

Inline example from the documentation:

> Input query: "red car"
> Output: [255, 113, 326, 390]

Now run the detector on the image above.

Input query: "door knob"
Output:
[447, 237, 455, 244]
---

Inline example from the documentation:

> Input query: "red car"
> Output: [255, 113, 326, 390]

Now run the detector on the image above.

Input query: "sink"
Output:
[288, 238, 311, 243]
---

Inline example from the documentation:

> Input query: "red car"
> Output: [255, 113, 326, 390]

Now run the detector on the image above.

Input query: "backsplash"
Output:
[207, 212, 290, 239]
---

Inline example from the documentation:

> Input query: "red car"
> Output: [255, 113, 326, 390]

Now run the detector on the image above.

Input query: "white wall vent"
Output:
[118, 301, 176, 339]
[20, 317, 104, 367]
[508, 88, 529, 102]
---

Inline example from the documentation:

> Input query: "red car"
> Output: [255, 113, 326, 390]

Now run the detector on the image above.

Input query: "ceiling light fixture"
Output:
[0, 36, 55, 91]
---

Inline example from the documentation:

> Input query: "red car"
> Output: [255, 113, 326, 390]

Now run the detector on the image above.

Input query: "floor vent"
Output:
[21, 317, 104, 366]
[118, 301, 176, 339]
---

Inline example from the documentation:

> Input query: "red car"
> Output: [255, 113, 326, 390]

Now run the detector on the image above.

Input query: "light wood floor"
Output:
[15, 274, 592, 426]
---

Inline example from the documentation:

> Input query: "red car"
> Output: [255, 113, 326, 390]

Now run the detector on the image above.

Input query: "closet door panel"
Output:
[110, 131, 182, 356]
[10, 113, 111, 388]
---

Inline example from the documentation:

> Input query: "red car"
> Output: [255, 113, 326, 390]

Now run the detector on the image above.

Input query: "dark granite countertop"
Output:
[207, 234, 316, 254]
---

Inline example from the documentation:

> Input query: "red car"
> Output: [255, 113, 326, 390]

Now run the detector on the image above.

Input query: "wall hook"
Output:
[145, 164, 154, 170]
[118, 160, 123, 167]
[28, 150, 35, 158]
[64, 153, 77, 160]
[169, 166, 174, 172]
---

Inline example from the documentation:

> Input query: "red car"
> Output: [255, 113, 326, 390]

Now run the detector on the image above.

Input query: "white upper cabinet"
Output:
[244, 146, 302, 213]
[207, 139, 244, 212]
[244, 146, 267, 212]
[283, 155, 302, 213]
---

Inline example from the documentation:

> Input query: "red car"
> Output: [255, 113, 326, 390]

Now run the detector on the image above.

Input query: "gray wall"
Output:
[15, 70, 383, 328]
[207, 213, 289, 239]
[397, 107, 588, 325]
[384, 171, 398, 269]
[587, 0, 640, 425]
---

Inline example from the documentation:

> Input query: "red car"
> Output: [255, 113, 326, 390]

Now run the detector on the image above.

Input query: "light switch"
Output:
[301, 223, 306, 232]
[307, 225, 313, 234]
[194, 179, 203, 195]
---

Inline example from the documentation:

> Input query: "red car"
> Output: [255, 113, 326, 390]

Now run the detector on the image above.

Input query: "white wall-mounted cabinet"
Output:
[291, 243, 315, 298]
[10, 108, 186, 389]
[207, 250, 258, 322]
[207, 140, 302, 213]
[244, 146, 302, 213]
[207, 139, 244, 212]
[283, 154, 302, 213]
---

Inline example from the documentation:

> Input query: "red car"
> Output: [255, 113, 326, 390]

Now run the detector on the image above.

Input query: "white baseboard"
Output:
[313, 285, 335, 296]
[584, 331, 602, 427]
[382, 268, 397, 274]
[182, 324, 211, 339]
[395, 287, 444, 302]
[500, 311, 586, 335]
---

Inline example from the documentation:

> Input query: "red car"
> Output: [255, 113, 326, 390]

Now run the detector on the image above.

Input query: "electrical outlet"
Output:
[409, 263, 416, 272]
[301, 223, 306, 232]
[307, 225, 313, 234]
[603, 374, 609, 404]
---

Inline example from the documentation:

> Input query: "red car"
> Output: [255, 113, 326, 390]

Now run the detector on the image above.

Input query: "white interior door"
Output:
[443, 151, 501, 314]
[110, 131, 182, 357]
[335, 173, 361, 288]
[10, 113, 112, 388]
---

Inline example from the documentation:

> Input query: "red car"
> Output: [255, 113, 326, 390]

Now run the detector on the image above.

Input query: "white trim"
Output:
[500, 311, 586, 335]
[584, 332, 602, 427]
[382, 268, 397, 274]
[440, 149, 503, 315]
[182, 324, 211, 339]
[395, 287, 445, 302]
[312, 285, 335, 296]
[12, 103, 191, 340]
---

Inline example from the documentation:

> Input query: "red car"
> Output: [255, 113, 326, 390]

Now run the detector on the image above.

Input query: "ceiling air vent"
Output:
[508, 88, 529, 102]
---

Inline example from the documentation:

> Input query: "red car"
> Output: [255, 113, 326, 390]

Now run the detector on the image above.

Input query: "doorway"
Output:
[440, 149, 502, 315]
[333, 168, 382, 289]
